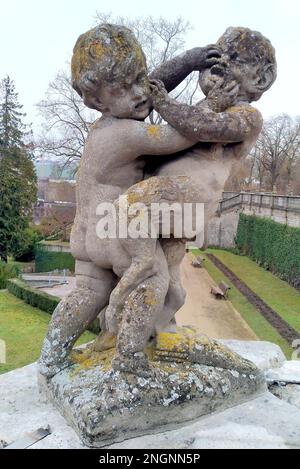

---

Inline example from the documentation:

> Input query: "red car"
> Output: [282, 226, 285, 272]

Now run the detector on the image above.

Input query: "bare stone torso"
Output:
[70, 115, 197, 275]
[70, 117, 146, 272]
[148, 123, 259, 226]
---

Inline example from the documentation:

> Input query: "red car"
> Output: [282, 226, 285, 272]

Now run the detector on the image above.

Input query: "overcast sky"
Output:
[1, 0, 299, 133]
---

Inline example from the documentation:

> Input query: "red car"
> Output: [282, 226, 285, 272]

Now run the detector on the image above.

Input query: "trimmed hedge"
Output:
[7, 278, 60, 313]
[35, 245, 75, 273]
[7, 278, 100, 333]
[0, 262, 20, 289]
[236, 214, 300, 289]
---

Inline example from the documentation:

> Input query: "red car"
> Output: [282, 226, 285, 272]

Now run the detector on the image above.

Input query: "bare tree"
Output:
[282, 115, 300, 190]
[242, 153, 256, 189]
[247, 144, 268, 191]
[225, 115, 300, 193]
[224, 157, 251, 191]
[255, 150, 267, 191]
[36, 71, 97, 169]
[291, 159, 300, 194]
[37, 205, 75, 241]
[94, 13, 191, 71]
[254, 114, 299, 192]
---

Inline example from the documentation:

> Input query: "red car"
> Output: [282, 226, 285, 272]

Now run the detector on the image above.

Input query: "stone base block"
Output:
[39, 329, 265, 448]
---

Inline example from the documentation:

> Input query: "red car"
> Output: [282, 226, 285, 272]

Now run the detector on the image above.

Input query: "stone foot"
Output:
[112, 352, 154, 378]
[156, 321, 178, 334]
[92, 331, 117, 352]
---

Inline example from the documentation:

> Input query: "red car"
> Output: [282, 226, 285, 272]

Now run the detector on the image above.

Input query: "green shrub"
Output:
[15, 226, 42, 262]
[7, 278, 100, 333]
[0, 262, 19, 289]
[236, 214, 300, 289]
[7, 278, 60, 313]
[35, 245, 75, 273]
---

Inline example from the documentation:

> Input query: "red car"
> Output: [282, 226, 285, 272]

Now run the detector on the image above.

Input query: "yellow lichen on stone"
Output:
[177, 175, 190, 183]
[70, 340, 194, 378]
[70, 347, 116, 376]
[127, 191, 141, 205]
[89, 41, 106, 60]
[67, 324, 254, 379]
[92, 331, 117, 352]
[144, 288, 157, 306]
[227, 105, 257, 114]
[156, 328, 213, 355]
[156, 332, 188, 352]
[147, 125, 161, 139]
[145, 342, 156, 362]
[71, 25, 147, 88]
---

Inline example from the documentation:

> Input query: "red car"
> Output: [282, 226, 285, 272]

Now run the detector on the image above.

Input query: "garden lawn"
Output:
[7, 257, 32, 271]
[191, 249, 294, 358]
[207, 248, 300, 334]
[0, 290, 95, 374]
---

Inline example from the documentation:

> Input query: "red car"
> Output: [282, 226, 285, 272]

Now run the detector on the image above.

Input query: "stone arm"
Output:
[150, 46, 221, 93]
[153, 97, 263, 143]
[119, 120, 198, 160]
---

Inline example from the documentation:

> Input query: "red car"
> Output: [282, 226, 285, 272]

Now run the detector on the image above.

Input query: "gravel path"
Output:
[207, 253, 300, 344]
[175, 254, 258, 340]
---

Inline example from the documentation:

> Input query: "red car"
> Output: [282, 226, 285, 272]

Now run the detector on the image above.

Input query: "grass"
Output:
[2, 247, 298, 370]
[0, 290, 95, 374]
[191, 249, 294, 358]
[7, 257, 33, 271]
[207, 248, 300, 334]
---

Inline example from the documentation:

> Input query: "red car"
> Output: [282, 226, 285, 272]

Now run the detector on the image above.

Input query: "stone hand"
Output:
[207, 78, 240, 113]
[149, 79, 170, 110]
[191, 45, 222, 71]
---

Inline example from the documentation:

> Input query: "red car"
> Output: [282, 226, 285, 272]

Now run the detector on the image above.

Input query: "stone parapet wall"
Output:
[207, 212, 240, 249]
[205, 192, 300, 248]
[242, 206, 300, 228]
[219, 192, 300, 228]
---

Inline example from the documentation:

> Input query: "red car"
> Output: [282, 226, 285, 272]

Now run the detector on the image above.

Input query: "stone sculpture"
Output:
[38, 23, 221, 378]
[38, 23, 277, 447]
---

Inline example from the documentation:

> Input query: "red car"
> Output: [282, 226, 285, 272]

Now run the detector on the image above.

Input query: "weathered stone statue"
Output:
[38, 24, 221, 378]
[38, 24, 276, 447]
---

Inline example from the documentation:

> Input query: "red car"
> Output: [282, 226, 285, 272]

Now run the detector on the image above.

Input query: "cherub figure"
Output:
[38, 23, 222, 378]
[101, 27, 277, 350]
[150, 26, 277, 240]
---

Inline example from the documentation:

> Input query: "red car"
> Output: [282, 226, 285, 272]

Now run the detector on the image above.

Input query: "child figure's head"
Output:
[199, 27, 277, 102]
[71, 24, 151, 120]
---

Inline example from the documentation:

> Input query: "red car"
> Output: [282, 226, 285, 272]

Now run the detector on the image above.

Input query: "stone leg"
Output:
[155, 238, 187, 333]
[112, 245, 170, 377]
[38, 260, 116, 378]
[91, 306, 117, 352]
[105, 175, 197, 336]
[105, 236, 159, 334]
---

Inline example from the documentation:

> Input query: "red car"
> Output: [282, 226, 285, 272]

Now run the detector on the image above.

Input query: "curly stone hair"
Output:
[71, 23, 147, 108]
[217, 27, 277, 87]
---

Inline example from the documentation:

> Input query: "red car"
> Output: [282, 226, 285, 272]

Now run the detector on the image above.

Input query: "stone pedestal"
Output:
[39, 328, 265, 448]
